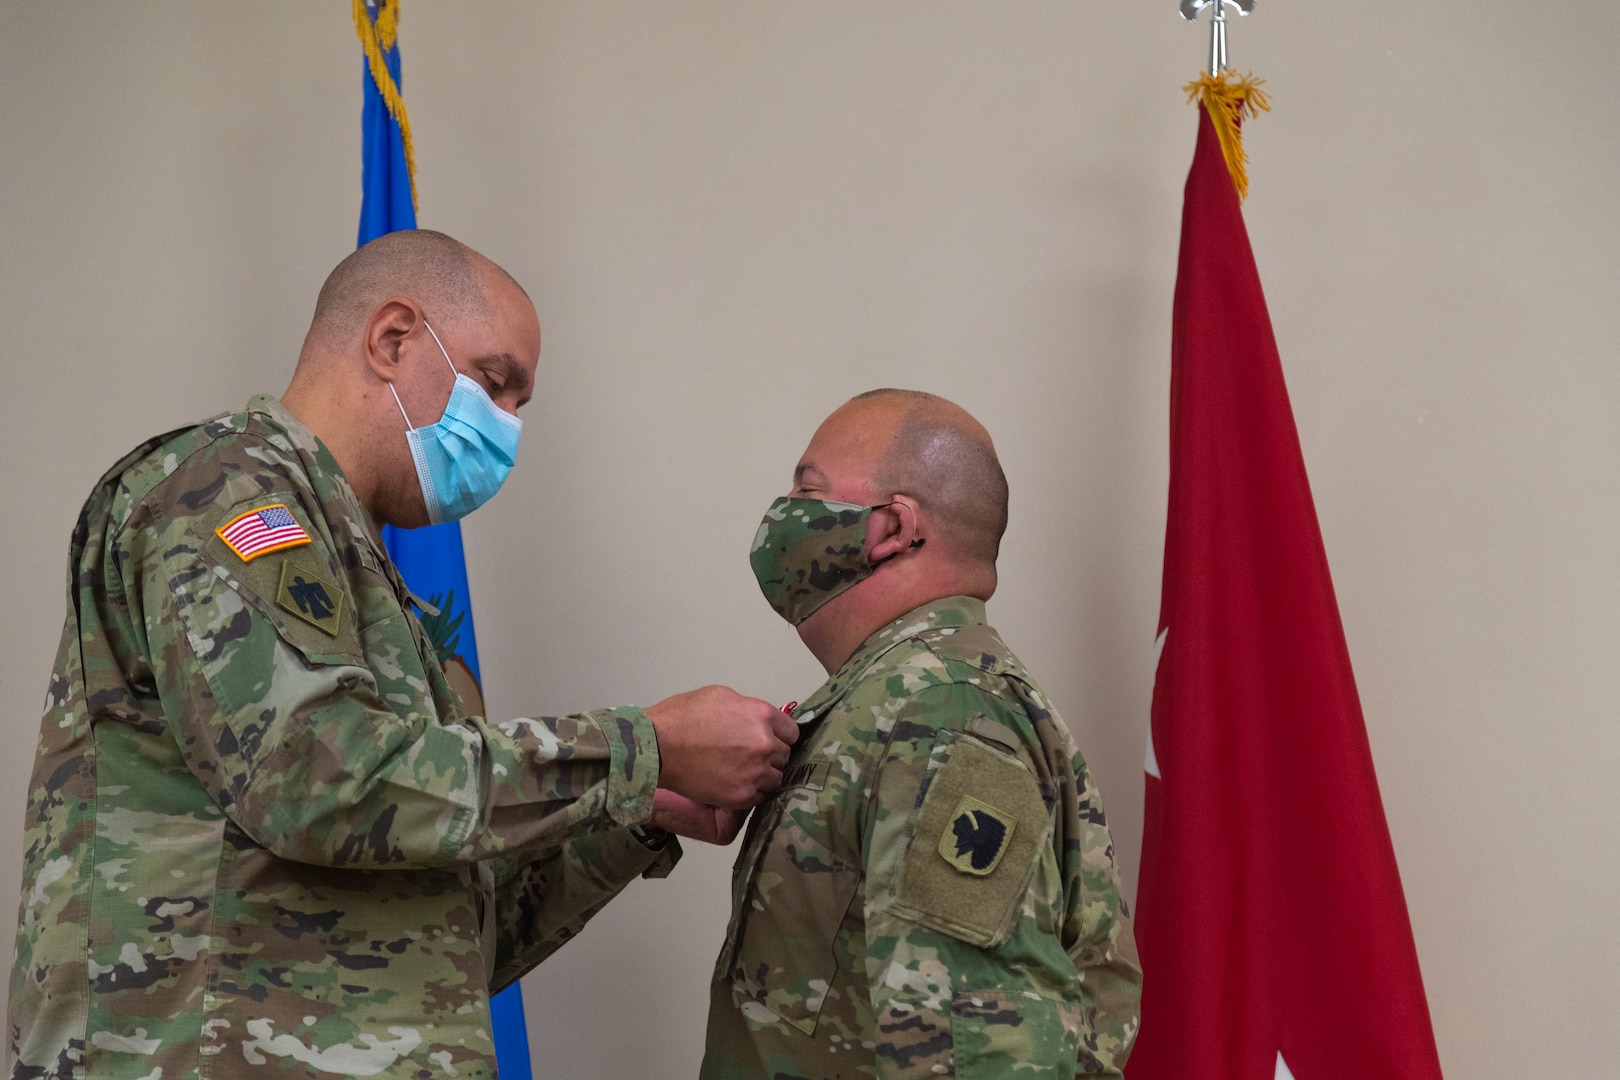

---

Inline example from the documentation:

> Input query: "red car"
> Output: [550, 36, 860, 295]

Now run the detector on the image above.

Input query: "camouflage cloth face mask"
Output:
[750, 496, 884, 625]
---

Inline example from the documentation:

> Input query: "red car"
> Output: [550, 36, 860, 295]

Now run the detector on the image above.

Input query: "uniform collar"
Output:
[245, 393, 391, 566]
[247, 393, 319, 453]
[791, 595, 987, 725]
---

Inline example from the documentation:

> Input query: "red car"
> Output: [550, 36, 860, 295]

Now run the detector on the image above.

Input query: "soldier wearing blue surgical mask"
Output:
[283, 237, 540, 531]
[11, 229, 796, 1078]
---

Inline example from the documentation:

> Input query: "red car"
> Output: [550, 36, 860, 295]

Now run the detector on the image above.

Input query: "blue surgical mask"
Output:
[387, 321, 523, 525]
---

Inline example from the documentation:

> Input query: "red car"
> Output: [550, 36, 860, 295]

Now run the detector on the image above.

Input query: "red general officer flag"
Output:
[1127, 81, 1444, 1080]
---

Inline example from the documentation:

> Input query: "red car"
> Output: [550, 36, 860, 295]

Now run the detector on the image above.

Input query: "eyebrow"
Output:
[474, 353, 534, 407]
[794, 462, 826, 485]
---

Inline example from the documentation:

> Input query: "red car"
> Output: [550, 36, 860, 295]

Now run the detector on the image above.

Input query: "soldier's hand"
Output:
[648, 789, 747, 846]
[646, 685, 797, 809]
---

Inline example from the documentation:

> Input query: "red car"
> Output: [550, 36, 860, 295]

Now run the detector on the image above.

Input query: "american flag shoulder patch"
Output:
[215, 503, 314, 562]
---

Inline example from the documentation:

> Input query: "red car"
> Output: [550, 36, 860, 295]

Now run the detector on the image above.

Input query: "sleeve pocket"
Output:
[889, 731, 1053, 948]
[170, 538, 364, 718]
[202, 531, 358, 643]
[952, 989, 1082, 1079]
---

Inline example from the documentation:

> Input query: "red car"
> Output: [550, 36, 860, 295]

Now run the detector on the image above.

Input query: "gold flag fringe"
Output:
[1183, 71, 1270, 201]
[353, 0, 419, 217]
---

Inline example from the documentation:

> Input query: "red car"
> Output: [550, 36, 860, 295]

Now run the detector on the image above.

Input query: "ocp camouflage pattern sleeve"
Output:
[133, 433, 659, 868]
[486, 829, 681, 991]
[1031, 687, 1143, 1076]
[859, 682, 1140, 1079]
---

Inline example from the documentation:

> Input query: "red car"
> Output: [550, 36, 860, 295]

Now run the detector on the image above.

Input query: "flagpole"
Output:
[353, 3, 532, 1077]
[1179, 0, 1255, 74]
[1176, 0, 1268, 202]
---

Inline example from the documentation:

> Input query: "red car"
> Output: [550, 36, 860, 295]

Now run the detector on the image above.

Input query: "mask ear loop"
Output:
[387, 382, 415, 432]
[387, 318, 458, 431]
[421, 320, 459, 378]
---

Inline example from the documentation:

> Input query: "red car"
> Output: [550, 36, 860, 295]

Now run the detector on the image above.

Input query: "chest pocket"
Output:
[718, 765, 860, 1035]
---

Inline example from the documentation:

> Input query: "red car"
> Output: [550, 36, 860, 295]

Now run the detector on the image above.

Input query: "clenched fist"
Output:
[646, 685, 797, 809]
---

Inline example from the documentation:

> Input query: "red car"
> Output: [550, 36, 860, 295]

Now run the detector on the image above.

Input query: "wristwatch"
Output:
[630, 824, 671, 851]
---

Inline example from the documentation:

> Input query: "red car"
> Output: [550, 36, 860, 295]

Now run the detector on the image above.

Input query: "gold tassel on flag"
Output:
[1183, 70, 1270, 200]
[353, 0, 419, 215]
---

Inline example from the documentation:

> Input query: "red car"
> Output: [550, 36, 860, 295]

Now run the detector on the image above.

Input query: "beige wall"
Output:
[3, 2, 1616, 1076]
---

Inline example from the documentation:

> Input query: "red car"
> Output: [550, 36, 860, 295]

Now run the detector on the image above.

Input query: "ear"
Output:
[866, 496, 924, 564]
[362, 297, 426, 385]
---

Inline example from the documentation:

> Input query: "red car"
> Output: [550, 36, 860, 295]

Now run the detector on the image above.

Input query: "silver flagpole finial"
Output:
[1180, 0, 1256, 74]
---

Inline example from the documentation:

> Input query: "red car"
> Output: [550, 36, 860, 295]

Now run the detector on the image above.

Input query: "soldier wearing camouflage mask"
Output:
[10, 230, 796, 1078]
[703, 389, 1142, 1079]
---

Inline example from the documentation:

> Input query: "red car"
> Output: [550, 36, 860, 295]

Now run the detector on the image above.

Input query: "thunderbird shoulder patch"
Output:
[275, 559, 344, 636]
[940, 795, 1016, 876]
[216, 503, 312, 562]
[891, 729, 1051, 947]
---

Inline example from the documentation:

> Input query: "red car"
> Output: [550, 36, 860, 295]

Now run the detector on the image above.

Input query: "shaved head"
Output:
[283, 230, 541, 529]
[852, 389, 1009, 564]
[788, 388, 1006, 668]
[307, 229, 523, 348]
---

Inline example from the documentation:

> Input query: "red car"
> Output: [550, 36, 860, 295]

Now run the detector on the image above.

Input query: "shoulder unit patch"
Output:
[940, 795, 1016, 876]
[890, 730, 1051, 948]
[275, 559, 344, 636]
[216, 503, 312, 562]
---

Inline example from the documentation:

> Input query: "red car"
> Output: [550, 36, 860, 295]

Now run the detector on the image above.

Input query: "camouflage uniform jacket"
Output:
[702, 597, 1141, 1079]
[9, 395, 676, 1079]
